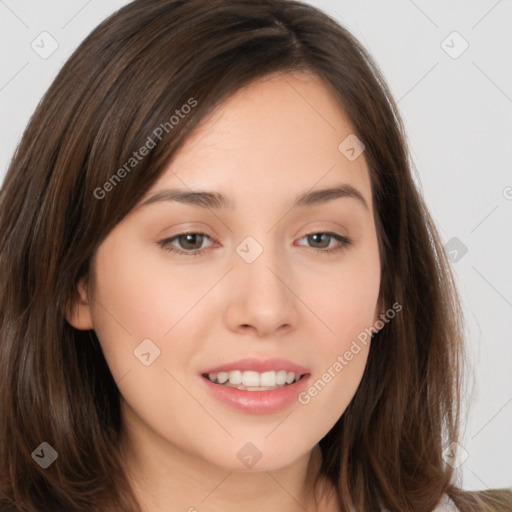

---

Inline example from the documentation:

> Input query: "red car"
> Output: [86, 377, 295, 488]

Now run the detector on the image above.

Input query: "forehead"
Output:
[147, 71, 372, 209]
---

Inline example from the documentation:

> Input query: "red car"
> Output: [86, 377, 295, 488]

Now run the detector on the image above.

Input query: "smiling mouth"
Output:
[201, 370, 308, 391]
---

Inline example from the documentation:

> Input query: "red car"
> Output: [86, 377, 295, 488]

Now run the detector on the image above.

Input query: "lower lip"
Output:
[200, 374, 311, 414]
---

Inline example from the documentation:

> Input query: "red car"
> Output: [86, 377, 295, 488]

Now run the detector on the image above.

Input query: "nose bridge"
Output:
[236, 236, 290, 307]
[224, 234, 299, 335]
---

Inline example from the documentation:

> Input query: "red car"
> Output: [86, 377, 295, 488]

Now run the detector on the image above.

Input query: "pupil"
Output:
[181, 234, 202, 249]
[310, 233, 329, 248]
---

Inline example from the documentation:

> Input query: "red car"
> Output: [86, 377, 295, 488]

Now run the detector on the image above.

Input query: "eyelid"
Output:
[293, 220, 349, 237]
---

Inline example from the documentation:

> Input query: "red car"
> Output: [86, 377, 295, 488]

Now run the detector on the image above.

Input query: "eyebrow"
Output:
[140, 184, 369, 211]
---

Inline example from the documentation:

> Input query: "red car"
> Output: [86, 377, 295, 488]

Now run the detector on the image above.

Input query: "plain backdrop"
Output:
[1, 0, 511, 492]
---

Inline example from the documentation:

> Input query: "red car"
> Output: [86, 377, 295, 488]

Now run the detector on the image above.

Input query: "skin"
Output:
[68, 71, 384, 512]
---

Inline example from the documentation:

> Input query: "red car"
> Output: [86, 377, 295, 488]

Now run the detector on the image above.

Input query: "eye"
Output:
[157, 231, 352, 257]
[158, 232, 214, 256]
[296, 232, 352, 254]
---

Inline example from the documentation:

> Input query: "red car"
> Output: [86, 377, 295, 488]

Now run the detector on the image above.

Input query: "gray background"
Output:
[1, 0, 511, 492]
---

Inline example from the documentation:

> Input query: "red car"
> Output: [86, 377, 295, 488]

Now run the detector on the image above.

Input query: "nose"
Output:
[224, 251, 300, 337]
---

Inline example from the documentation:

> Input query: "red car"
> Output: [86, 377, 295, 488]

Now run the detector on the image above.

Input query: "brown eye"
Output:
[175, 233, 205, 250]
[158, 232, 213, 256]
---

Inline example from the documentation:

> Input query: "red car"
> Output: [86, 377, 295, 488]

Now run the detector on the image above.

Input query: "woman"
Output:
[0, 1, 510, 510]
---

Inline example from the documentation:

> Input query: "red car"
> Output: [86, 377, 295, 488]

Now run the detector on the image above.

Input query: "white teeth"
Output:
[260, 371, 276, 387]
[242, 371, 259, 387]
[205, 370, 302, 388]
[229, 370, 243, 385]
[285, 371, 295, 384]
[276, 370, 287, 385]
[216, 372, 229, 384]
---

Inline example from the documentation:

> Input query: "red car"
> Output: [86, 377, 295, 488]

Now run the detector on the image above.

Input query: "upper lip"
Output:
[200, 358, 310, 375]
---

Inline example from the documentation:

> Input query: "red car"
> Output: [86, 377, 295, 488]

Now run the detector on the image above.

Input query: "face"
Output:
[68, 71, 383, 473]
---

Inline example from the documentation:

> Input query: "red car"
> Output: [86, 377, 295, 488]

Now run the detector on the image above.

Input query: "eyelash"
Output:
[157, 231, 352, 257]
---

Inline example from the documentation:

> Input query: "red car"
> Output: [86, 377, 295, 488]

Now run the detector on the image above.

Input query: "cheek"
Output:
[293, 239, 380, 414]
[88, 238, 217, 381]
[302, 239, 381, 351]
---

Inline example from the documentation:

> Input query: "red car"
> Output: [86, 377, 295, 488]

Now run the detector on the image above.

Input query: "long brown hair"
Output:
[0, 1, 510, 510]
